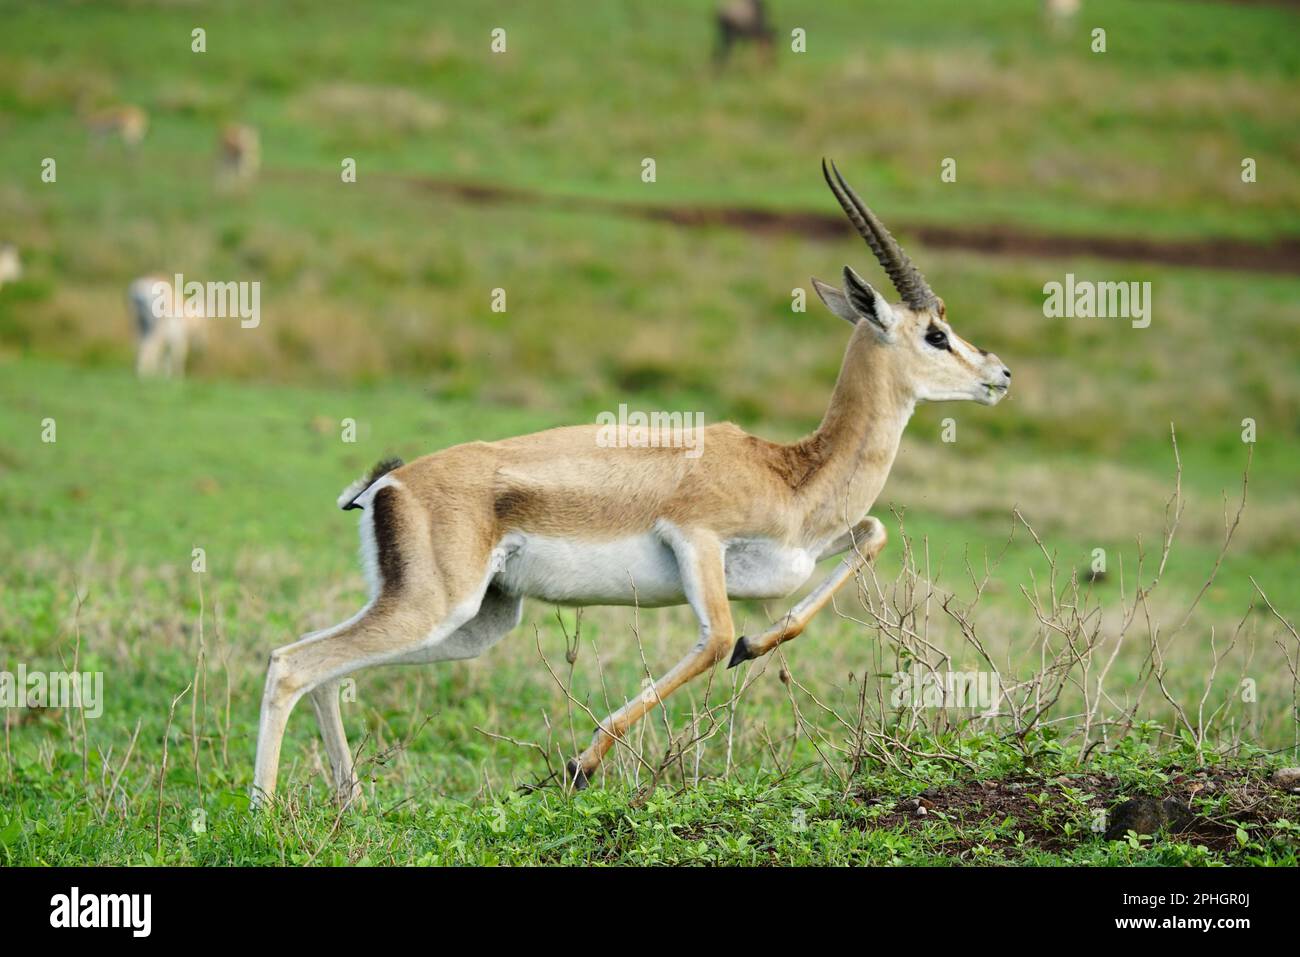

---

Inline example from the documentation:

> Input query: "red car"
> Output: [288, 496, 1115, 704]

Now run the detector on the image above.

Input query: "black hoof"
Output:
[727, 635, 754, 669]
[565, 759, 589, 791]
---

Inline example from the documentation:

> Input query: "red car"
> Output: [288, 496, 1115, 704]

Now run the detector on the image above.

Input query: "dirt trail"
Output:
[349, 170, 1300, 276]
[627, 201, 1300, 275]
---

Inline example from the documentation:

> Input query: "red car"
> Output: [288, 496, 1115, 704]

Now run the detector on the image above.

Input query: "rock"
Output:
[1271, 767, 1300, 790]
[1102, 796, 1191, 841]
[1161, 797, 1192, 833]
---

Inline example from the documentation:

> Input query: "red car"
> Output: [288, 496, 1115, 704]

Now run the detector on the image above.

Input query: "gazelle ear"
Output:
[811, 277, 858, 325]
[842, 265, 897, 337]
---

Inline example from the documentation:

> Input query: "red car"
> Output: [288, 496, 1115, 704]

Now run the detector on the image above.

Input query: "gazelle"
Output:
[252, 161, 1011, 805]
[217, 123, 260, 186]
[129, 275, 207, 378]
[0, 243, 21, 290]
[84, 105, 148, 148]
[1043, 0, 1082, 30]
[715, 0, 776, 67]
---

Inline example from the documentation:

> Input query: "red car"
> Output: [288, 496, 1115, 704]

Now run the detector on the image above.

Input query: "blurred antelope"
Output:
[217, 123, 260, 186]
[130, 275, 206, 378]
[0, 243, 21, 290]
[714, 0, 776, 66]
[1043, 0, 1081, 30]
[252, 161, 1012, 806]
[84, 105, 148, 148]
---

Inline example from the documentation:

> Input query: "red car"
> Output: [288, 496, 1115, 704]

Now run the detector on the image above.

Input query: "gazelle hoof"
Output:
[727, 635, 754, 669]
[565, 759, 589, 792]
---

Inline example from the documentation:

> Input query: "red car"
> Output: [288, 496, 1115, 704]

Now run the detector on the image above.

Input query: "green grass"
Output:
[5, 0, 1297, 239]
[1, 359, 1296, 865]
[5, 744, 1296, 866]
[0, 0, 1297, 865]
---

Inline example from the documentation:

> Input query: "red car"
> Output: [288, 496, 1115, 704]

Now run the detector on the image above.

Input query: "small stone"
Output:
[899, 796, 934, 817]
[1271, 767, 1300, 789]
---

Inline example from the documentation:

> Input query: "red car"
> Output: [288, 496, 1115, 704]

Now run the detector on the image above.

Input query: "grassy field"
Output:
[0, 0, 1297, 865]
[1, 356, 1296, 865]
[4, 0, 1298, 239]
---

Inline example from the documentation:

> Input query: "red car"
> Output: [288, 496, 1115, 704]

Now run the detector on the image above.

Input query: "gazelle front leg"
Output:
[728, 515, 886, 667]
[566, 525, 734, 789]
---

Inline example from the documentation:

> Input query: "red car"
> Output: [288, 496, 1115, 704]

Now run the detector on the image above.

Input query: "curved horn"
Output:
[822, 158, 937, 312]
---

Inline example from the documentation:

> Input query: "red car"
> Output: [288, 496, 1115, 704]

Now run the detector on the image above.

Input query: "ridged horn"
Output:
[822, 158, 938, 312]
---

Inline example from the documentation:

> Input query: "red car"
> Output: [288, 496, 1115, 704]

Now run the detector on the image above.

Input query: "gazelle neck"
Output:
[791, 327, 915, 538]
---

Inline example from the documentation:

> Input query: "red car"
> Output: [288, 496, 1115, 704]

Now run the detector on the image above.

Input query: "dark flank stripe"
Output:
[494, 488, 530, 521]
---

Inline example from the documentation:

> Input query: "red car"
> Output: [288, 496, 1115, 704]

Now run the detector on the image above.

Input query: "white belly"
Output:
[495, 532, 818, 607]
[723, 537, 818, 599]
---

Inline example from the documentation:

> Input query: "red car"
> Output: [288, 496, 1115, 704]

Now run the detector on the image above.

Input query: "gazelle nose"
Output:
[1001, 367, 1011, 380]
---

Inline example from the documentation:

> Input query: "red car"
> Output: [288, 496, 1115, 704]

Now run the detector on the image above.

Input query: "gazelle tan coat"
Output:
[252, 162, 1012, 804]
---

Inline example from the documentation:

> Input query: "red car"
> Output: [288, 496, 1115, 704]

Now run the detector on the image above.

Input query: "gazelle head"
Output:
[812, 160, 1011, 406]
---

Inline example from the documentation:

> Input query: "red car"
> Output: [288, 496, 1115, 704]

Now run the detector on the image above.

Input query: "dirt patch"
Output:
[264, 166, 1300, 274]
[853, 766, 1295, 856]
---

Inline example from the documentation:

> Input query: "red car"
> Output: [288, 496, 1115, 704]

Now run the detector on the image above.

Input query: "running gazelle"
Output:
[252, 161, 1012, 805]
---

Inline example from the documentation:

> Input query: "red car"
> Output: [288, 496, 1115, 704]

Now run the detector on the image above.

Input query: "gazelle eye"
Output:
[925, 328, 949, 350]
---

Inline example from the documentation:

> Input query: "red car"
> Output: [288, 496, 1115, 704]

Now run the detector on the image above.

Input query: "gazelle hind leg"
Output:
[728, 516, 886, 667]
[168, 327, 189, 379]
[252, 604, 404, 808]
[309, 680, 361, 806]
[136, 330, 165, 377]
[252, 479, 501, 808]
[252, 591, 495, 807]
[298, 586, 521, 806]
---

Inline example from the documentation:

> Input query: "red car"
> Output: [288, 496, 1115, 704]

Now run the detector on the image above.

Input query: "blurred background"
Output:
[0, 0, 1298, 833]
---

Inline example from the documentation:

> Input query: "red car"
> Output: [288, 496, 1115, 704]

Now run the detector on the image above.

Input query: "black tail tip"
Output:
[337, 456, 406, 512]
[727, 636, 754, 669]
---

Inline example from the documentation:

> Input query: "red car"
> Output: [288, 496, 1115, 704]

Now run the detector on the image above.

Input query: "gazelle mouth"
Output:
[982, 382, 1009, 403]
